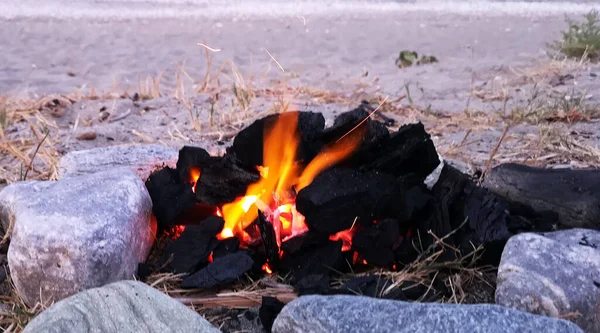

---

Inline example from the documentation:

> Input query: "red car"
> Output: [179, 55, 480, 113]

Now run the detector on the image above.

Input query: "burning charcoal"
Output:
[280, 240, 344, 284]
[259, 296, 286, 333]
[295, 274, 331, 296]
[257, 210, 280, 269]
[318, 104, 390, 147]
[401, 184, 435, 220]
[296, 168, 406, 234]
[161, 216, 224, 274]
[193, 154, 260, 206]
[145, 167, 196, 229]
[175, 146, 210, 184]
[173, 203, 220, 226]
[230, 111, 326, 167]
[181, 251, 254, 289]
[429, 165, 556, 264]
[281, 232, 329, 254]
[352, 219, 400, 267]
[355, 122, 440, 179]
[483, 163, 600, 229]
[213, 237, 240, 259]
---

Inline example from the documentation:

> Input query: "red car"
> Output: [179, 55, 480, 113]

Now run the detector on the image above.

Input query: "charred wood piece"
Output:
[296, 168, 406, 234]
[181, 251, 254, 289]
[357, 122, 440, 179]
[145, 166, 196, 229]
[230, 111, 326, 167]
[161, 216, 224, 274]
[352, 219, 400, 267]
[193, 154, 259, 206]
[483, 163, 600, 229]
[257, 210, 280, 269]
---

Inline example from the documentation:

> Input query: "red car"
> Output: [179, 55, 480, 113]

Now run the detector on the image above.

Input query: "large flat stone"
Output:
[272, 295, 582, 333]
[22, 280, 221, 333]
[58, 144, 178, 180]
[496, 229, 600, 332]
[0, 169, 155, 306]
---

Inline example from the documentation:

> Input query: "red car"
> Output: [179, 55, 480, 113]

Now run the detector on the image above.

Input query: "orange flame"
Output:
[190, 167, 201, 193]
[218, 112, 364, 250]
[297, 125, 366, 191]
[173, 225, 186, 239]
[262, 263, 273, 274]
[329, 217, 358, 252]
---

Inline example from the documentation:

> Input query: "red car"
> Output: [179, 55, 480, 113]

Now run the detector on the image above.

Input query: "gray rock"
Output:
[0, 169, 155, 306]
[22, 280, 221, 333]
[496, 229, 600, 332]
[59, 144, 178, 180]
[272, 295, 582, 333]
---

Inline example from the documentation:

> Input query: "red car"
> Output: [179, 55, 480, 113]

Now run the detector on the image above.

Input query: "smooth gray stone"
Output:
[22, 280, 221, 333]
[272, 295, 583, 333]
[496, 229, 600, 332]
[58, 144, 178, 180]
[0, 169, 155, 306]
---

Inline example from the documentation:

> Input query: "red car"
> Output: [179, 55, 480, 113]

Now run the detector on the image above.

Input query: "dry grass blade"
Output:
[197, 43, 222, 53]
[22, 130, 49, 180]
[131, 129, 154, 143]
[0, 215, 15, 247]
[0, 272, 52, 332]
[336, 95, 389, 143]
[479, 124, 511, 184]
[264, 48, 285, 72]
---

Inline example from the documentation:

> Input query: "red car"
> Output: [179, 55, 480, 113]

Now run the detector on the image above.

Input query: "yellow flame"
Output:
[262, 263, 273, 274]
[221, 228, 234, 239]
[297, 125, 365, 191]
[241, 195, 258, 212]
[219, 112, 364, 241]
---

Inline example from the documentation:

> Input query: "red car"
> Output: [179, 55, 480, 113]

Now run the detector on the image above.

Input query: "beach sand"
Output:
[1, 0, 600, 182]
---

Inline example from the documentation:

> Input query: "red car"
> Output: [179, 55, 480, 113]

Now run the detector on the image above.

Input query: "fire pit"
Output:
[144, 103, 558, 304]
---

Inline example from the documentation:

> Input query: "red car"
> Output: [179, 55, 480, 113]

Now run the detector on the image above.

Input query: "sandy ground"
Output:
[1, 0, 600, 183]
[2, 1, 600, 111]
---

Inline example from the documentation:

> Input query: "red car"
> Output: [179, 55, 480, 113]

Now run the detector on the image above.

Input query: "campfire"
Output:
[144, 103, 555, 297]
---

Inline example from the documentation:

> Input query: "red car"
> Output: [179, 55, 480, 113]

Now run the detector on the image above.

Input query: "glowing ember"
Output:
[262, 263, 273, 274]
[189, 167, 201, 193]
[218, 112, 364, 254]
[329, 217, 358, 252]
[173, 225, 186, 239]
[207, 252, 214, 263]
[220, 228, 234, 239]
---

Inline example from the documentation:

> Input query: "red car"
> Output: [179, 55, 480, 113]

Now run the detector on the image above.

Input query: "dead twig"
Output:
[108, 109, 132, 123]
[336, 96, 389, 143]
[479, 124, 511, 184]
[23, 130, 49, 181]
[175, 289, 297, 308]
